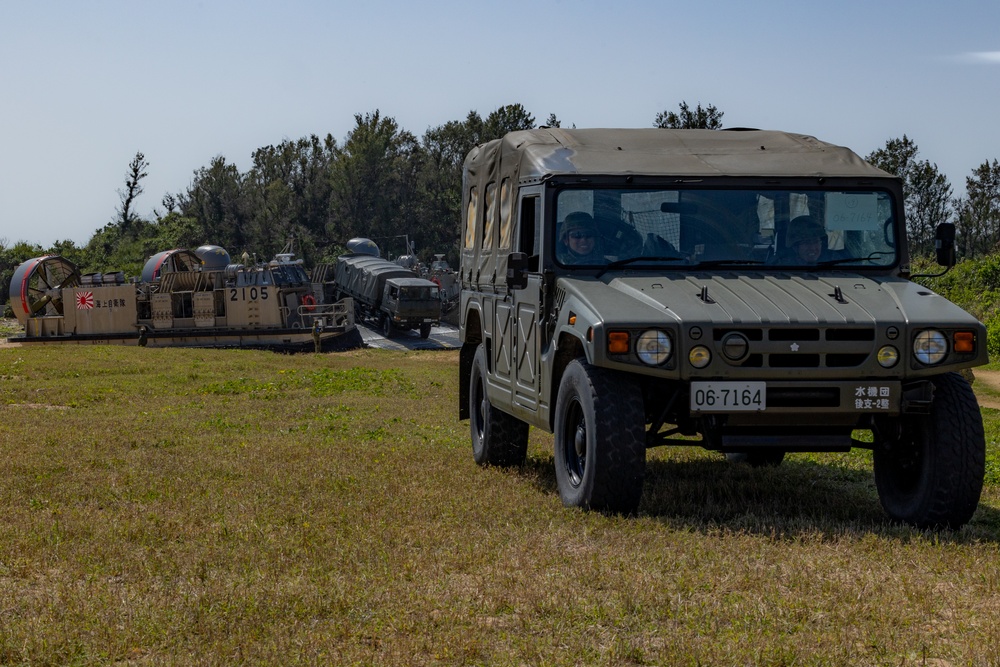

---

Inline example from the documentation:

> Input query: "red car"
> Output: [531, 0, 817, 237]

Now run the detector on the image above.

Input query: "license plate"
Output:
[690, 382, 766, 412]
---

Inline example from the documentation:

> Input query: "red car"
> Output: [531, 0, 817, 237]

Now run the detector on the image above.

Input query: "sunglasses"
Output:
[568, 231, 594, 240]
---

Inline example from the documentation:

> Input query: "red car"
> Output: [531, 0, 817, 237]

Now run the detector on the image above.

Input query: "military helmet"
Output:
[561, 212, 597, 239]
[786, 216, 826, 247]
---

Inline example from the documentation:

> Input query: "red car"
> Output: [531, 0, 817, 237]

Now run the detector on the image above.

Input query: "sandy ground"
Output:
[971, 369, 1000, 410]
[0, 318, 19, 349]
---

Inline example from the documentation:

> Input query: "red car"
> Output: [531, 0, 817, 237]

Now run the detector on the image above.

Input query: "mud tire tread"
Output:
[873, 372, 985, 529]
[469, 345, 529, 467]
[554, 360, 646, 514]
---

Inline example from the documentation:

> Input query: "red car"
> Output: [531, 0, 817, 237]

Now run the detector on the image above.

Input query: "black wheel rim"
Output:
[474, 374, 486, 443]
[889, 425, 927, 496]
[563, 399, 586, 487]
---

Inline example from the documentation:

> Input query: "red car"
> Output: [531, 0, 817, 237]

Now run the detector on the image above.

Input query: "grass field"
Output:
[1, 343, 999, 666]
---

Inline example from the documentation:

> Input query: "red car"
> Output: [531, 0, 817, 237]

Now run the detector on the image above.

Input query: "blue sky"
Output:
[2, 0, 998, 248]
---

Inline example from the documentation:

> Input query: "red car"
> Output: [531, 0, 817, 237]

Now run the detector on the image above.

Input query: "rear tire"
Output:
[873, 372, 985, 529]
[420, 322, 432, 339]
[469, 345, 529, 467]
[554, 360, 645, 514]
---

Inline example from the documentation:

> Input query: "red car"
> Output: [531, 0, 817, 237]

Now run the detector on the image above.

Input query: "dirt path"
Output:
[972, 369, 1000, 410]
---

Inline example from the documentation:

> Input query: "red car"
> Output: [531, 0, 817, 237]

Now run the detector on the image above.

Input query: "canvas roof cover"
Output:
[334, 255, 420, 306]
[386, 276, 438, 288]
[495, 128, 893, 181]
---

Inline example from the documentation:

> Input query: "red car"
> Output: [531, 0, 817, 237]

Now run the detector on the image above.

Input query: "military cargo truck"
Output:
[458, 127, 988, 529]
[333, 252, 441, 338]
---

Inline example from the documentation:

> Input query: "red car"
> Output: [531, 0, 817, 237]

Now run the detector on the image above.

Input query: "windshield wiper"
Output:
[813, 252, 890, 267]
[692, 259, 765, 269]
[597, 255, 685, 279]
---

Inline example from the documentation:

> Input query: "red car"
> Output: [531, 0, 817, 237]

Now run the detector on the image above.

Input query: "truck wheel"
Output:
[725, 449, 786, 467]
[469, 345, 529, 467]
[873, 372, 985, 529]
[420, 322, 432, 339]
[554, 359, 645, 514]
[381, 314, 393, 338]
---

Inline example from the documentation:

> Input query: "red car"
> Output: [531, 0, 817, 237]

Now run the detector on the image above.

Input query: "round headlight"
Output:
[877, 345, 899, 368]
[913, 330, 948, 365]
[689, 345, 711, 369]
[636, 330, 672, 366]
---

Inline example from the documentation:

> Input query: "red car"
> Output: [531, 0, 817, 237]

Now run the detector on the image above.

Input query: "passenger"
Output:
[783, 215, 832, 263]
[557, 212, 607, 264]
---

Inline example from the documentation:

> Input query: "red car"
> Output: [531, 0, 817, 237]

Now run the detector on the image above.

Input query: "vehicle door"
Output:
[505, 187, 544, 415]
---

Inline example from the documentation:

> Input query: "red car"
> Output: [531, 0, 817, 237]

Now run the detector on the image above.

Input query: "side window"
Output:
[518, 195, 541, 270]
[483, 182, 497, 251]
[499, 178, 513, 250]
[464, 187, 478, 249]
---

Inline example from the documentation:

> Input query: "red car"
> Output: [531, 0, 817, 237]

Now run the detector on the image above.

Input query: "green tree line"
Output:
[3, 101, 1000, 314]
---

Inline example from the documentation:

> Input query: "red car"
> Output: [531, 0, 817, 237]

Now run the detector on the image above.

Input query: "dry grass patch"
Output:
[1, 344, 1000, 665]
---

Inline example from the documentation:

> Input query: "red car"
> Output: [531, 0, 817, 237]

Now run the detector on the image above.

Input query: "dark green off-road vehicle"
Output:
[458, 128, 988, 528]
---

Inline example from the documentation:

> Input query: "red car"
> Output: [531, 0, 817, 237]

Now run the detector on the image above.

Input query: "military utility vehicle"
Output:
[330, 244, 441, 339]
[458, 128, 988, 528]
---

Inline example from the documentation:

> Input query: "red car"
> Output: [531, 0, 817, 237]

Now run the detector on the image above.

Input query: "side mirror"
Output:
[506, 252, 529, 291]
[935, 222, 956, 267]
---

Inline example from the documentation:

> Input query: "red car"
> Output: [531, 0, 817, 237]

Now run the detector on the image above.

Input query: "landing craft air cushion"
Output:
[9, 245, 361, 351]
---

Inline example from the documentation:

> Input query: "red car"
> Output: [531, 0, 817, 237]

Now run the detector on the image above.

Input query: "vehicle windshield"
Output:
[401, 286, 440, 300]
[554, 187, 898, 269]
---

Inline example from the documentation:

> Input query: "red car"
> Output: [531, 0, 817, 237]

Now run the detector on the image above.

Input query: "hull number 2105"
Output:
[230, 287, 270, 301]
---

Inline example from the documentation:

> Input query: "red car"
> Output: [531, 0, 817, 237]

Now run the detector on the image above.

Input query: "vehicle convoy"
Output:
[324, 239, 441, 338]
[428, 255, 461, 314]
[8, 246, 361, 351]
[458, 127, 988, 528]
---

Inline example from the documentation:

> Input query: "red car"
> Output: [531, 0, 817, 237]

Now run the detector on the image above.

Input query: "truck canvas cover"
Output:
[334, 255, 419, 307]
[474, 128, 893, 181]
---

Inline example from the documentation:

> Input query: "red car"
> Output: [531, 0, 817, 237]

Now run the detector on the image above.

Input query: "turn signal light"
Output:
[954, 331, 975, 354]
[608, 331, 630, 355]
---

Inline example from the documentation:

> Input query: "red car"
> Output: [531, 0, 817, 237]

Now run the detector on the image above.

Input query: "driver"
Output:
[784, 215, 832, 263]
[557, 212, 607, 264]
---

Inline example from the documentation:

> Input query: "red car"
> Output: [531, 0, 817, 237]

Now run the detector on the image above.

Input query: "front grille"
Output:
[713, 327, 875, 369]
[826, 353, 870, 367]
[769, 328, 820, 341]
[770, 354, 820, 367]
[713, 328, 764, 341]
[826, 329, 875, 342]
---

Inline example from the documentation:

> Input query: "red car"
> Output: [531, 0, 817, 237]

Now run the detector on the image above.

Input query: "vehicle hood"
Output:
[560, 271, 981, 329]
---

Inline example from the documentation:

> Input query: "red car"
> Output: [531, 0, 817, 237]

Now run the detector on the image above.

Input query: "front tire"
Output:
[873, 372, 985, 529]
[469, 345, 529, 467]
[554, 360, 645, 513]
[381, 314, 394, 338]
